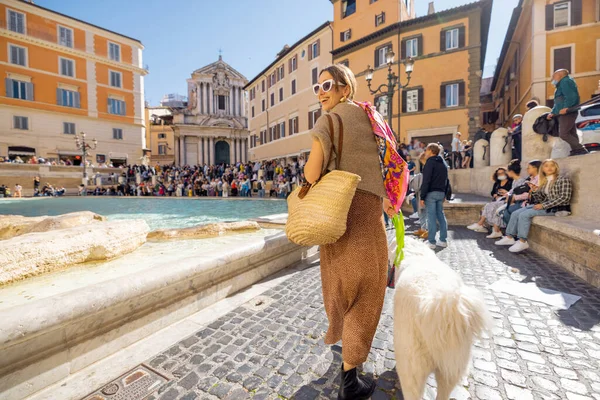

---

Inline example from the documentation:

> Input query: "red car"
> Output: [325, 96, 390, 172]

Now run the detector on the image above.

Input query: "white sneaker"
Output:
[495, 236, 516, 246]
[486, 231, 503, 239]
[509, 241, 530, 253]
[473, 226, 488, 233]
[409, 212, 419, 219]
[428, 243, 437, 249]
[467, 223, 481, 230]
[437, 241, 448, 248]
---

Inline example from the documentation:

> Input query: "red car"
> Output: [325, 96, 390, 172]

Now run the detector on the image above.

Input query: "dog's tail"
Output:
[418, 284, 492, 379]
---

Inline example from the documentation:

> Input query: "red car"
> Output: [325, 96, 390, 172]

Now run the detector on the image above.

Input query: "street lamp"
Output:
[366, 54, 415, 141]
[74, 132, 97, 188]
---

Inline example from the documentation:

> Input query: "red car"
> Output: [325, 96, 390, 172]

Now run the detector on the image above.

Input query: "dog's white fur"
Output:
[393, 237, 492, 400]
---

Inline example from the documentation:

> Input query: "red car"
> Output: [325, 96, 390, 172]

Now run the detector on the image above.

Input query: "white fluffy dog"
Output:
[393, 237, 492, 400]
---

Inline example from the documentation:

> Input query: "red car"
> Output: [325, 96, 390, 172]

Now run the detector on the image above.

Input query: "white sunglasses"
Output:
[312, 79, 346, 95]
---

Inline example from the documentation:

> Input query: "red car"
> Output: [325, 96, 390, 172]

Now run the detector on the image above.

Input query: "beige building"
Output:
[172, 56, 249, 166]
[245, 22, 333, 162]
[145, 106, 175, 165]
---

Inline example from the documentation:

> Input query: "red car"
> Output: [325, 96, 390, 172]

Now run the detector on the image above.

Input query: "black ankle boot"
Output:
[338, 365, 376, 400]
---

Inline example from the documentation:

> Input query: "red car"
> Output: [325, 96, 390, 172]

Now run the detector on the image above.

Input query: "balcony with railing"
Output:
[0, 19, 142, 70]
[0, 19, 86, 52]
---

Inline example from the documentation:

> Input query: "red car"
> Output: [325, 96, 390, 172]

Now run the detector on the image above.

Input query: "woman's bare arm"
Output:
[304, 139, 324, 184]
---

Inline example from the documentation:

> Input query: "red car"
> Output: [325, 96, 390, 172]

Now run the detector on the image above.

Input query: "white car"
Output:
[576, 102, 600, 151]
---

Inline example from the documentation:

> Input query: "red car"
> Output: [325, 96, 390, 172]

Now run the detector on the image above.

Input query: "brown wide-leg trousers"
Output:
[320, 190, 388, 366]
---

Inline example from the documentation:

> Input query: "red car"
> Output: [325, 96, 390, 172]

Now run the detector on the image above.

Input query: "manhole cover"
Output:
[81, 364, 169, 400]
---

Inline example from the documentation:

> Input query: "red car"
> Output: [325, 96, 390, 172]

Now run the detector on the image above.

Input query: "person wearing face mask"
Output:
[467, 162, 521, 236]
[546, 69, 588, 156]
[304, 64, 407, 400]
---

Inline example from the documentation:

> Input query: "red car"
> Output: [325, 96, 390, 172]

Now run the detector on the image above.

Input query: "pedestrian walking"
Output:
[420, 143, 449, 249]
[303, 64, 407, 400]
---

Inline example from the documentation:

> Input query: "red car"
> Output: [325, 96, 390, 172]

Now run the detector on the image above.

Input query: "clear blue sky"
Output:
[36, 0, 518, 105]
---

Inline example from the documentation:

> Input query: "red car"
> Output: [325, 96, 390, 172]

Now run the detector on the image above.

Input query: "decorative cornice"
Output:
[0, 29, 148, 76]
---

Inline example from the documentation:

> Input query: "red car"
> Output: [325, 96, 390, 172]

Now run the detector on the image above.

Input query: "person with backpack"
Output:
[547, 69, 588, 156]
[420, 143, 449, 249]
[257, 178, 265, 198]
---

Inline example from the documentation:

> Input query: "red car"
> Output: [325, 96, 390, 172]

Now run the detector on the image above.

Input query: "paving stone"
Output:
[91, 226, 600, 400]
[178, 372, 199, 391]
[532, 376, 559, 392]
[158, 388, 179, 400]
[179, 392, 197, 400]
[209, 382, 232, 399]
[505, 384, 534, 400]
[561, 379, 589, 395]
[501, 369, 527, 387]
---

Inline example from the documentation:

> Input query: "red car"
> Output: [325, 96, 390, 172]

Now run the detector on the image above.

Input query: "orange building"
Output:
[331, 0, 492, 148]
[0, 0, 147, 166]
[491, 0, 600, 127]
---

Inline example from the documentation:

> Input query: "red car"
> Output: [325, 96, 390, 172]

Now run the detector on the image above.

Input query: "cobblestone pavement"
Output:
[143, 223, 600, 400]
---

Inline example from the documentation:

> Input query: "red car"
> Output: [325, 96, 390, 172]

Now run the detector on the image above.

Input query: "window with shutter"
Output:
[445, 83, 459, 107]
[13, 116, 29, 130]
[262, 80, 265, 92]
[375, 12, 385, 27]
[113, 128, 123, 140]
[63, 122, 76, 135]
[251, 106, 254, 118]
[406, 89, 419, 112]
[110, 71, 122, 88]
[312, 68, 318, 85]
[375, 95, 389, 116]
[7, 79, 30, 100]
[406, 38, 418, 58]
[458, 81, 465, 106]
[9, 45, 26, 66]
[109, 42, 121, 62]
[291, 56, 297, 72]
[262, 99, 265, 112]
[418, 88, 424, 111]
[291, 79, 296, 95]
[8, 10, 25, 34]
[553, 47, 572, 73]
[58, 26, 74, 48]
[445, 29, 459, 50]
[554, 2, 570, 28]
[279, 88, 284, 102]
[271, 93, 275, 107]
[375, 45, 389, 68]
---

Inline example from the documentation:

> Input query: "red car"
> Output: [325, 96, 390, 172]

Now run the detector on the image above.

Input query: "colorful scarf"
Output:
[355, 101, 409, 213]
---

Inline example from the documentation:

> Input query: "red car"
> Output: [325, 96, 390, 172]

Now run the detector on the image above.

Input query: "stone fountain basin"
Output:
[0, 225, 307, 400]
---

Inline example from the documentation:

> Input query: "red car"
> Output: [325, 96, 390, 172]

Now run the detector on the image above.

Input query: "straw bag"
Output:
[286, 113, 361, 246]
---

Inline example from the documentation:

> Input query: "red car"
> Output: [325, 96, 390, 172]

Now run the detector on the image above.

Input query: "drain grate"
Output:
[245, 295, 274, 311]
[81, 364, 169, 400]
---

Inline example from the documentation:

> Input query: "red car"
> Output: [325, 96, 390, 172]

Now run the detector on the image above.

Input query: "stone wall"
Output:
[0, 164, 124, 196]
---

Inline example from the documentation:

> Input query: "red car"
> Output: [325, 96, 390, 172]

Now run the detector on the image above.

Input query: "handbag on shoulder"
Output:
[286, 113, 361, 246]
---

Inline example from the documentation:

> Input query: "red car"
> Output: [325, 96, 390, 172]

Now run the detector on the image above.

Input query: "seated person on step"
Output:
[466, 163, 518, 235]
[495, 159, 572, 253]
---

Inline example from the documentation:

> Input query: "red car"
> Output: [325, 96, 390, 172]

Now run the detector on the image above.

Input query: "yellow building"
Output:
[0, 0, 147, 166]
[331, 0, 493, 148]
[145, 106, 176, 166]
[491, 0, 600, 127]
[245, 22, 333, 162]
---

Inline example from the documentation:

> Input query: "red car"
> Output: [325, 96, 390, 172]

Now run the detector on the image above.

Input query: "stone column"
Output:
[203, 137, 209, 165]
[229, 139, 235, 165]
[238, 88, 242, 117]
[239, 139, 244, 163]
[174, 136, 180, 165]
[179, 135, 186, 165]
[209, 137, 215, 165]
[197, 138, 203, 165]
[199, 83, 204, 115]
[208, 84, 213, 114]
[229, 88, 233, 115]
[196, 83, 201, 115]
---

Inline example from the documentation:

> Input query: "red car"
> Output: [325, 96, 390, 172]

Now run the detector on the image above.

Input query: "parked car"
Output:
[576, 102, 600, 152]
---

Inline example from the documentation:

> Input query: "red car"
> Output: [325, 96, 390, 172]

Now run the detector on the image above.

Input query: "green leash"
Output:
[387, 212, 405, 288]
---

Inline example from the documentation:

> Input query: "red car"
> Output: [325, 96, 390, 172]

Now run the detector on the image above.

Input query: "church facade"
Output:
[172, 56, 249, 166]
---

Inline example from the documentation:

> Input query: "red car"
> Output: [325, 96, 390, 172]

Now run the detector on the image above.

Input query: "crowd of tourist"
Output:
[81, 160, 306, 199]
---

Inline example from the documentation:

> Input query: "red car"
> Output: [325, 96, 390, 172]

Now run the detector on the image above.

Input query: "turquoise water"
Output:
[0, 198, 288, 230]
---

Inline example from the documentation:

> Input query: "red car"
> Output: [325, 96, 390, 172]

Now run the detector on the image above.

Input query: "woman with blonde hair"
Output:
[304, 63, 407, 399]
[495, 159, 572, 253]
